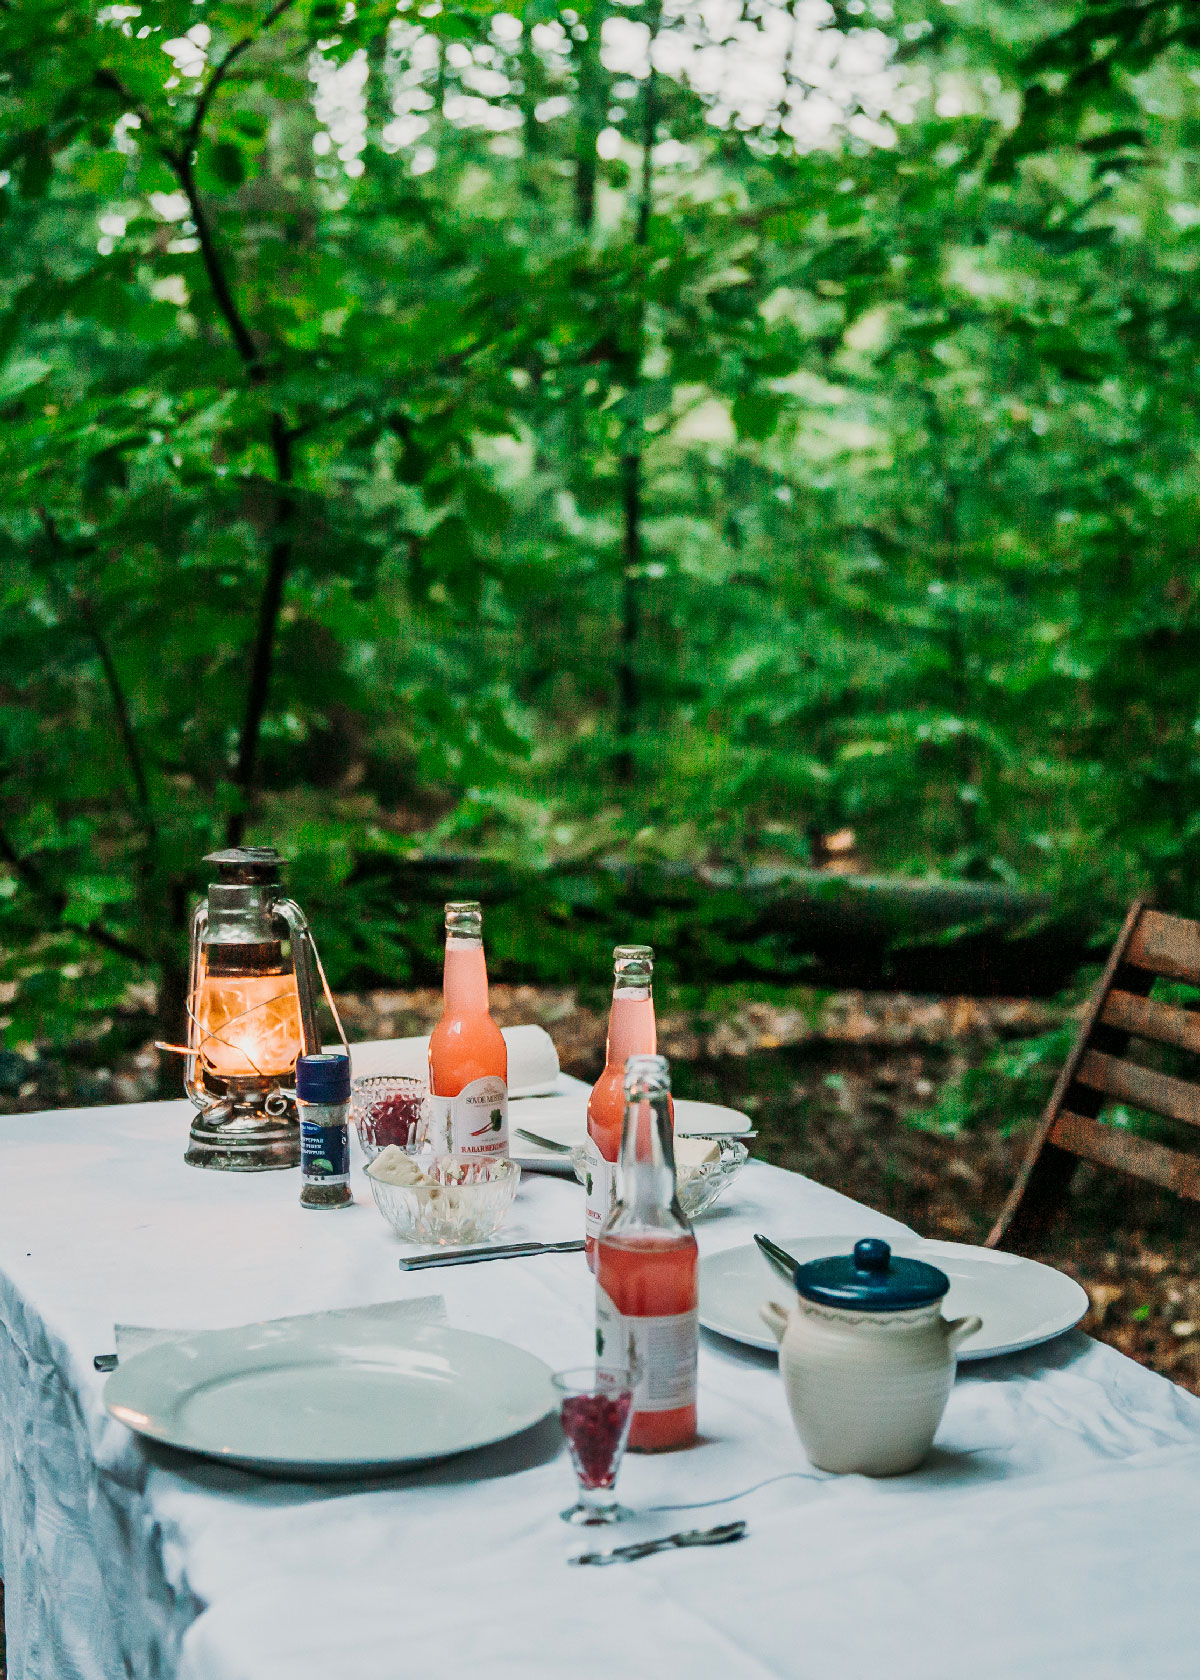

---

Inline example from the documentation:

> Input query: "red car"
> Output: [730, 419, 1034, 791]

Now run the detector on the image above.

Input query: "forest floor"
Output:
[2, 985, 1200, 1675]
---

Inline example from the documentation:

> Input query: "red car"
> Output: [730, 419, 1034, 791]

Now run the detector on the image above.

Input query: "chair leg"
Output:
[989, 1140, 1078, 1250]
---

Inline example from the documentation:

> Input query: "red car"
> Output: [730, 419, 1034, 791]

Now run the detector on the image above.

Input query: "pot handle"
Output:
[945, 1314, 983, 1352]
[759, 1300, 790, 1344]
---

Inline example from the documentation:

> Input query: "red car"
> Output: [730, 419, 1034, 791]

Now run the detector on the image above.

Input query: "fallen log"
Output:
[340, 855, 1098, 997]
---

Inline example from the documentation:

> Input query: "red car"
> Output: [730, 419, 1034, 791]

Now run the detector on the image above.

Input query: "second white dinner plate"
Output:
[509, 1094, 751, 1174]
[699, 1234, 1089, 1361]
[105, 1318, 556, 1476]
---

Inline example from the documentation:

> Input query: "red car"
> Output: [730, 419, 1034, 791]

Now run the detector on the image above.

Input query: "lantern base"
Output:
[185, 1100, 300, 1171]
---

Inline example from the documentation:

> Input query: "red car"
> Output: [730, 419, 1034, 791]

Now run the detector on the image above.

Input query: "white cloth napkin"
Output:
[114, 1295, 447, 1362]
[339, 1023, 561, 1096]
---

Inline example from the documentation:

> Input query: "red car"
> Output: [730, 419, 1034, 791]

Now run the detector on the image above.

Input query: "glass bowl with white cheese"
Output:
[366, 1148, 521, 1245]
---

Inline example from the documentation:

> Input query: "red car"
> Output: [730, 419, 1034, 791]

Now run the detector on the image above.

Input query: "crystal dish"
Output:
[570, 1137, 748, 1220]
[367, 1155, 521, 1245]
[351, 1074, 426, 1160]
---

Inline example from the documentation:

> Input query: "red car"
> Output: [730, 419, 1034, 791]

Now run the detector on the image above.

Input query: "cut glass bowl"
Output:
[367, 1155, 521, 1245]
[351, 1075, 426, 1160]
[570, 1137, 748, 1220]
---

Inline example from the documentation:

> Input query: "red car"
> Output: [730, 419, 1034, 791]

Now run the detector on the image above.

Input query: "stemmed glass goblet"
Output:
[553, 1365, 636, 1525]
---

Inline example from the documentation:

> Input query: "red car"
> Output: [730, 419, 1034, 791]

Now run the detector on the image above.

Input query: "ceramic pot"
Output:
[760, 1237, 981, 1476]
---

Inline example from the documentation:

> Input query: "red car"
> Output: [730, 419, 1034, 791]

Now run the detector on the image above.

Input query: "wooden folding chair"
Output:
[989, 898, 1200, 1249]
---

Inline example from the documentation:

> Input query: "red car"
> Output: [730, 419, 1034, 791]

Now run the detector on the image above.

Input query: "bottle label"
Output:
[595, 1286, 698, 1414]
[300, 1120, 350, 1186]
[425, 1076, 508, 1157]
[583, 1138, 616, 1239]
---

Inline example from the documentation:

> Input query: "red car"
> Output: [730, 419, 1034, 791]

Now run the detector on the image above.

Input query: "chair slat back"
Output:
[990, 899, 1200, 1246]
[1050, 1112, 1200, 1202]
[1099, 990, 1200, 1056]
[1073, 1048, 1200, 1129]
[1125, 909, 1200, 983]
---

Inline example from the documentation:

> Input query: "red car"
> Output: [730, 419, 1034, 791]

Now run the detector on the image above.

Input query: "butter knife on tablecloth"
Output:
[398, 1239, 585, 1271]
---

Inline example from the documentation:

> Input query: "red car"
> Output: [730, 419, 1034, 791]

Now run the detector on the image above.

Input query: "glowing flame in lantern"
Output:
[191, 972, 304, 1080]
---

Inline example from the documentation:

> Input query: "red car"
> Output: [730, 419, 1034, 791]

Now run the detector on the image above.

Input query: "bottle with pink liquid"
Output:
[584, 945, 668, 1264]
[426, 902, 508, 1158]
[596, 1053, 698, 1452]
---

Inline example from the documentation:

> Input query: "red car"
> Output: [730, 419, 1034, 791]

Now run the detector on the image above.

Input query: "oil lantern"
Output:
[182, 847, 344, 1170]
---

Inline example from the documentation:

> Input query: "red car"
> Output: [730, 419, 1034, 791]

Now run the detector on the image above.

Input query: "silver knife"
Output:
[754, 1232, 799, 1283]
[570, 1521, 747, 1566]
[398, 1239, 585, 1271]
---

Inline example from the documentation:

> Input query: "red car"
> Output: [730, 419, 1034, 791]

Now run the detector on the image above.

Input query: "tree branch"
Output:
[614, 15, 660, 783]
[95, 9, 308, 836]
[226, 415, 295, 846]
[92, 67, 177, 161]
[0, 825, 149, 964]
[90, 65, 261, 374]
[36, 510, 157, 841]
[184, 0, 304, 158]
[174, 150, 264, 377]
[74, 593, 157, 833]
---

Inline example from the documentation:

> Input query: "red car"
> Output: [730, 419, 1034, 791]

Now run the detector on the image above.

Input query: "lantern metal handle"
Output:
[273, 898, 350, 1065]
[182, 901, 227, 1113]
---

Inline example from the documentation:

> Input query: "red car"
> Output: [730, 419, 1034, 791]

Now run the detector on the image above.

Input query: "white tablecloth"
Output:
[2, 1094, 1200, 1680]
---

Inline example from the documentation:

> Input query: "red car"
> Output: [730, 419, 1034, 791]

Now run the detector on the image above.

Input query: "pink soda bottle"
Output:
[595, 1053, 698, 1452]
[426, 902, 508, 1157]
[584, 946, 667, 1266]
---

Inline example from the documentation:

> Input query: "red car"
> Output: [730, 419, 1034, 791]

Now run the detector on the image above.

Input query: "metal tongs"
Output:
[570, 1520, 747, 1566]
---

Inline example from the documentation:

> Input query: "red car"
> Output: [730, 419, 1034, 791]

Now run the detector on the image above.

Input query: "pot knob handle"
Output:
[853, 1239, 891, 1273]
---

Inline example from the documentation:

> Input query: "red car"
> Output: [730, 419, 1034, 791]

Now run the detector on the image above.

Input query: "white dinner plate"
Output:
[509, 1094, 751, 1174]
[104, 1319, 556, 1476]
[699, 1234, 1089, 1361]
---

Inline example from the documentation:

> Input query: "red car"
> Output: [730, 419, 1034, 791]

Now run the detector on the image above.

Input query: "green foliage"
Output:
[3, 0, 1200, 1058]
[906, 1019, 1080, 1139]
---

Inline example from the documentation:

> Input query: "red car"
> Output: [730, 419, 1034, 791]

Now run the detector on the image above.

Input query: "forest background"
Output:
[3, 0, 1200, 1113]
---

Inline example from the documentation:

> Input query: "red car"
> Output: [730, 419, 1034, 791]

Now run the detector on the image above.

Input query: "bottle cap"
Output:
[445, 901, 483, 939]
[613, 944, 653, 986]
[295, 1054, 351, 1104]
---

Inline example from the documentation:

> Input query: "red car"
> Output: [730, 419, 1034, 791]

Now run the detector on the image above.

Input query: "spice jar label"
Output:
[300, 1120, 350, 1185]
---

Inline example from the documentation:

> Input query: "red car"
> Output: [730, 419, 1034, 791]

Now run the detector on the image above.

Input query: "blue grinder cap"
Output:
[794, 1238, 950, 1312]
[295, 1054, 351, 1105]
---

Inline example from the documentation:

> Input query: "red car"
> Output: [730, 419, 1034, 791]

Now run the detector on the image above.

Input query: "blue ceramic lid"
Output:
[794, 1239, 950, 1312]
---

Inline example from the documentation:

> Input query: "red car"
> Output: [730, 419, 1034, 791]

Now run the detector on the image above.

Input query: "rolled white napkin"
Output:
[113, 1295, 447, 1363]
[340, 1023, 561, 1097]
